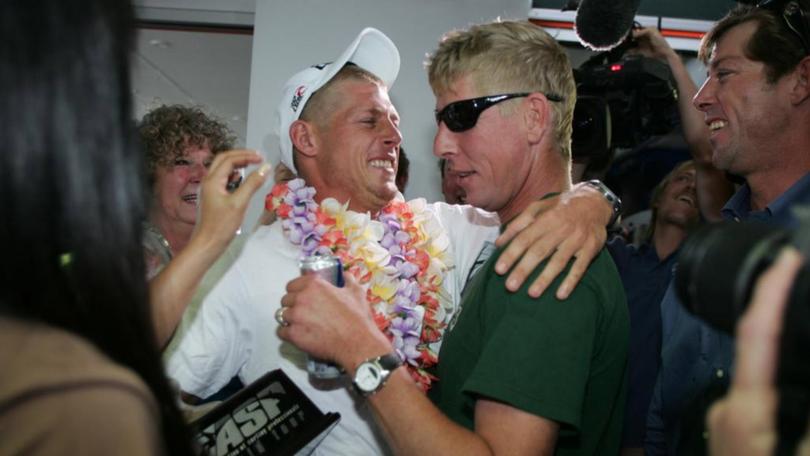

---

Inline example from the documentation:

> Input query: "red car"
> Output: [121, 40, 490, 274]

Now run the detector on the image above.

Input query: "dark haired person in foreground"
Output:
[0, 1, 191, 453]
[0, 0, 267, 453]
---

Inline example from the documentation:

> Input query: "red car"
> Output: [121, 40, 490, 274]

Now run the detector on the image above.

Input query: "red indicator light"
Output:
[610, 64, 623, 72]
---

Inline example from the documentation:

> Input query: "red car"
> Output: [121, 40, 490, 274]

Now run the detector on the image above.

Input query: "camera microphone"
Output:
[574, 0, 643, 51]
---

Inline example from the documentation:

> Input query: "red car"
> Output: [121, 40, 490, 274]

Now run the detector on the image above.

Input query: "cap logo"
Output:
[290, 85, 307, 112]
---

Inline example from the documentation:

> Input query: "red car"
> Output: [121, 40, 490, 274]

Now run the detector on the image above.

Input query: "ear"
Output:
[790, 55, 810, 105]
[523, 93, 552, 144]
[289, 119, 319, 158]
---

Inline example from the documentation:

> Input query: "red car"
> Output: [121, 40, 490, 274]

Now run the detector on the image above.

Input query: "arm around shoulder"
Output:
[493, 180, 616, 299]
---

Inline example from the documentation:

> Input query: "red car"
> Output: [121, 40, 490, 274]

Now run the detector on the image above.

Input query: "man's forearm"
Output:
[341, 334, 557, 455]
[331, 330, 493, 455]
[365, 369, 559, 455]
[366, 369, 496, 455]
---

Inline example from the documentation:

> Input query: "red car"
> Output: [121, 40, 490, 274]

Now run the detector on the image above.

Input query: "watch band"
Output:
[376, 352, 404, 371]
[585, 179, 622, 229]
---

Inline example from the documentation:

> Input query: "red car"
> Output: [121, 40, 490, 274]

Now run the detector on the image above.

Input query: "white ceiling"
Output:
[131, 0, 255, 145]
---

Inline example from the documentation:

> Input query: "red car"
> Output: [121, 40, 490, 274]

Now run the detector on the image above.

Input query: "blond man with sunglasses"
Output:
[280, 21, 629, 456]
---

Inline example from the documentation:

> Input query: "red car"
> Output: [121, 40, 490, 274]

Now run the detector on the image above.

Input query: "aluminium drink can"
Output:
[299, 254, 345, 379]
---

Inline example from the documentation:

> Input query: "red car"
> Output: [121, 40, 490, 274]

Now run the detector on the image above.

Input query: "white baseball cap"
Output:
[276, 27, 400, 174]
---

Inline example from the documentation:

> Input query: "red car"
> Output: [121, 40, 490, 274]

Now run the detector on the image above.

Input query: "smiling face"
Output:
[653, 162, 699, 228]
[151, 144, 213, 231]
[433, 75, 533, 218]
[313, 79, 402, 213]
[693, 20, 794, 177]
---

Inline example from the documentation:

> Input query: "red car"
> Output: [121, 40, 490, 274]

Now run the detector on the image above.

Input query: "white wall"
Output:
[244, 0, 530, 228]
[132, 28, 253, 145]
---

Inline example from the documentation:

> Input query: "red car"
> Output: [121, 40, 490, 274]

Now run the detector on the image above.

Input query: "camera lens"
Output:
[675, 221, 789, 333]
[676, 217, 810, 452]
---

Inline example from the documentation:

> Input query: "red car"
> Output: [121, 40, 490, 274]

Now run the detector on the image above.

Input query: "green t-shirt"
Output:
[429, 247, 629, 455]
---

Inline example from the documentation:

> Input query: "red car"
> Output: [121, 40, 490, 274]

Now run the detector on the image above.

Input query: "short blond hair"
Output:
[427, 20, 576, 159]
[299, 64, 383, 127]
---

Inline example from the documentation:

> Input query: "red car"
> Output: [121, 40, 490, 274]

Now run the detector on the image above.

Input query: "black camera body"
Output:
[572, 47, 679, 163]
[675, 216, 810, 454]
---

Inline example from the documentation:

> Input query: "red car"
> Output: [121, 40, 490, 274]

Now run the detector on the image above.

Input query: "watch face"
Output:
[355, 362, 383, 392]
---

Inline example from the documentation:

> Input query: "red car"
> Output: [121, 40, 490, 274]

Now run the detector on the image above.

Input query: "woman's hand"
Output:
[195, 149, 270, 248]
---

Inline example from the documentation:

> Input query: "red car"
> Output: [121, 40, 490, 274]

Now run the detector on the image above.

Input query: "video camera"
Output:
[675, 210, 810, 455]
[571, 33, 680, 164]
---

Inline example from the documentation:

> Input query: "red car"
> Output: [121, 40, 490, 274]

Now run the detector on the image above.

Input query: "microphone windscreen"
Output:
[574, 0, 642, 51]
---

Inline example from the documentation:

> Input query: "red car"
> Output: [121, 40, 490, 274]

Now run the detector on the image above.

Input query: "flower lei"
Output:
[265, 179, 453, 391]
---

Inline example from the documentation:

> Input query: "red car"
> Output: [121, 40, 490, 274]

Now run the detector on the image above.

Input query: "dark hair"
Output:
[139, 104, 235, 184]
[299, 63, 383, 127]
[699, 1, 809, 83]
[0, 1, 192, 454]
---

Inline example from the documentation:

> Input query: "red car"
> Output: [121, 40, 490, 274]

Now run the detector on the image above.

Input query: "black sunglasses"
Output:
[757, 0, 810, 55]
[435, 92, 564, 133]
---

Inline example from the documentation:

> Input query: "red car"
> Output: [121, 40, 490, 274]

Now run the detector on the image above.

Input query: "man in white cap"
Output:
[166, 27, 618, 454]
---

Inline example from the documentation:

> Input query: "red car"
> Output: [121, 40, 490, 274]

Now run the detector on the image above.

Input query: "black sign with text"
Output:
[191, 370, 340, 456]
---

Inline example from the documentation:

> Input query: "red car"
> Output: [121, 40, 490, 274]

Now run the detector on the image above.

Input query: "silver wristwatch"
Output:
[352, 352, 403, 396]
[585, 179, 622, 229]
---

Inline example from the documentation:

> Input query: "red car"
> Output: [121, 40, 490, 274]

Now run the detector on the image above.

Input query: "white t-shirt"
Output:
[165, 201, 498, 455]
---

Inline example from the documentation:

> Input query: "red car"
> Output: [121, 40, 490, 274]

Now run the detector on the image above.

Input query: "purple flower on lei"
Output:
[379, 212, 428, 365]
[390, 316, 422, 365]
[280, 179, 325, 257]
